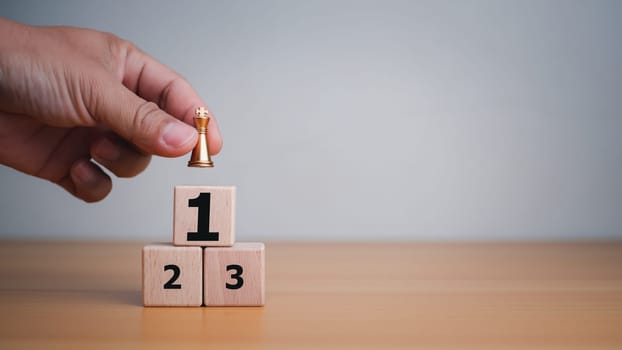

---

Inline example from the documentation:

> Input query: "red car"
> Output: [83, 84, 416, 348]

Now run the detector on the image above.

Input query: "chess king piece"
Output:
[188, 107, 214, 167]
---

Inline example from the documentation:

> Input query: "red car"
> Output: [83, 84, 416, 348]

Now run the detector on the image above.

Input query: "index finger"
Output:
[120, 46, 223, 155]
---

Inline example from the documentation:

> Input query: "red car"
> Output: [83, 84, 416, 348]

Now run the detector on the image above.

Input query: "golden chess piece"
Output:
[188, 107, 214, 168]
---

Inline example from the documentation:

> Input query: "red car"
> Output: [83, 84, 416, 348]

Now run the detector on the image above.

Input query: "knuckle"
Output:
[78, 74, 105, 125]
[130, 101, 162, 146]
[104, 32, 138, 77]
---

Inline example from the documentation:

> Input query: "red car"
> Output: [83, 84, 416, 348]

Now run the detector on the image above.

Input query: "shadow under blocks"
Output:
[142, 186, 265, 307]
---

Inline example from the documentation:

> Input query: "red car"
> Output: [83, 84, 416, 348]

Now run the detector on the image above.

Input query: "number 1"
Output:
[187, 192, 219, 241]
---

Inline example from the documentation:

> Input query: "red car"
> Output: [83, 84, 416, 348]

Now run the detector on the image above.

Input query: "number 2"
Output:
[163, 264, 182, 289]
[226, 264, 244, 290]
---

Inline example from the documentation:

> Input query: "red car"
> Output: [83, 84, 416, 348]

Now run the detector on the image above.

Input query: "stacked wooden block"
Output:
[142, 186, 265, 307]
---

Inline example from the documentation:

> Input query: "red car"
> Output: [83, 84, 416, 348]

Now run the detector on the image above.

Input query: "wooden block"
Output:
[174, 186, 235, 247]
[204, 242, 265, 306]
[142, 243, 202, 307]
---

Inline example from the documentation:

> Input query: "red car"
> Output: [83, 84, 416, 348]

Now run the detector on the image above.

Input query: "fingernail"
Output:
[93, 138, 120, 162]
[162, 121, 196, 148]
[72, 160, 96, 185]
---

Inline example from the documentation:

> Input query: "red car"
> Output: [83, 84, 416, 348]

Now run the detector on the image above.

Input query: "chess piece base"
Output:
[188, 160, 214, 167]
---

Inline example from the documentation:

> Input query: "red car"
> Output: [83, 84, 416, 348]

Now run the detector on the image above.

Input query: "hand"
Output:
[0, 18, 222, 202]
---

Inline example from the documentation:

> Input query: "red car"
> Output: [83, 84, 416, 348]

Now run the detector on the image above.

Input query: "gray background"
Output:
[1, 0, 621, 241]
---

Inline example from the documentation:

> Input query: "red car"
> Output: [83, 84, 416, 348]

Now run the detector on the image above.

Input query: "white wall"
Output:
[1, 0, 621, 241]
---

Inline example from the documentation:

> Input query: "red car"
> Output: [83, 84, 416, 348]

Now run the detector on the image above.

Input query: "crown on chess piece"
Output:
[188, 107, 214, 168]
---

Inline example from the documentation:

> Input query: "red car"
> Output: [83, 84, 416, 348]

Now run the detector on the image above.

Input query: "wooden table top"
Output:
[0, 240, 621, 349]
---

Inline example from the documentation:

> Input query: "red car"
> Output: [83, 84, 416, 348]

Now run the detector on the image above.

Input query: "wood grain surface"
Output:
[142, 243, 203, 307]
[0, 240, 621, 349]
[203, 242, 265, 306]
[173, 186, 236, 247]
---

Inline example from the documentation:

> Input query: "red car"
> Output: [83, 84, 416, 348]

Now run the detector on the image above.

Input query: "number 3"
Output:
[226, 264, 244, 290]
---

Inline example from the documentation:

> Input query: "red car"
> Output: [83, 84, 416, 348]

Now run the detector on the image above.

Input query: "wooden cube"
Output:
[174, 186, 236, 247]
[142, 243, 202, 306]
[204, 242, 265, 306]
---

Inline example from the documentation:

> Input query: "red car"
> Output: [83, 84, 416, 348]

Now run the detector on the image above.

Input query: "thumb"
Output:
[87, 76, 197, 157]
